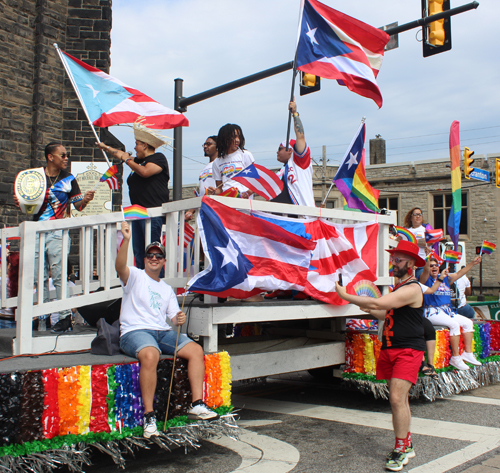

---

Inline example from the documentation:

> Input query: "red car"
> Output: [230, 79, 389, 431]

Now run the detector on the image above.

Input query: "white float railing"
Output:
[1, 197, 396, 355]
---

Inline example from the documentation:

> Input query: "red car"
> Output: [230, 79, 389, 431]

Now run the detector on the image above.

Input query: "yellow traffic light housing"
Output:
[422, 0, 452, 57]
[496, 158, 500, 188]
[463, 147, 475, 179]
[299, 72, 321, 96]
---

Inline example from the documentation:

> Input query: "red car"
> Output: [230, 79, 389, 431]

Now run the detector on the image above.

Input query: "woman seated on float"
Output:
[419, 254, 482, 371]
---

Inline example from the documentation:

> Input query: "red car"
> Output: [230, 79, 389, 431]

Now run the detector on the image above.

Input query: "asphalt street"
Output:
[78, 372, 500, 473]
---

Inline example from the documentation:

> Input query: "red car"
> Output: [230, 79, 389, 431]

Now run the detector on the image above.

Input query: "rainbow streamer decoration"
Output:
[447, 120, 461, 250]
[353, 280, 382, 298]
[444, 249, 462, 263]
[334, 122, 380, 214]
[123, 204, 148, 220]
[481, 240, 496, 255]
[393, 226, 417, 244]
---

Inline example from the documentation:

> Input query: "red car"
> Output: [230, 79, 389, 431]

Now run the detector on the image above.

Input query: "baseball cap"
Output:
[145, 241, 166, 257]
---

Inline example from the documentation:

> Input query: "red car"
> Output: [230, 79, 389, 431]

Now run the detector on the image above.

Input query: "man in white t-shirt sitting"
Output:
[455, 269, 475, 319]
[116, 221, 218, 438]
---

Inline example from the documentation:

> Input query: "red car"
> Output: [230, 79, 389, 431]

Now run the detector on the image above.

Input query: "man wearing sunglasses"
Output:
[116, 222, 219, 439]
[336, 240, 426, 471]
[14, 142, 95, 333]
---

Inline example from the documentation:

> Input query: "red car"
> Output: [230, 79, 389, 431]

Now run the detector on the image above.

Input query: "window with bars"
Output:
[433, 192, 468, 237]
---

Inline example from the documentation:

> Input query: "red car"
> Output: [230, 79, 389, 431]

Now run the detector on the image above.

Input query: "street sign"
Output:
[470, 168, 489, 182]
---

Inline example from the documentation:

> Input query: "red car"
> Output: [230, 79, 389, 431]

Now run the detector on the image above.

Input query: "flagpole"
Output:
[54, 43, 111, 167]
[285, 49, 299, 151]
[322, 117, 366, 206]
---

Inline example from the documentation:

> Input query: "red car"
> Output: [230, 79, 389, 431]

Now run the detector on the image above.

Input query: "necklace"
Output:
[46, 170, 61, 188]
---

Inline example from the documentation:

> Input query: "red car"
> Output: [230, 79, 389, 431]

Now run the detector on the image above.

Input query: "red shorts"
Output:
[376, 348, 424, 384]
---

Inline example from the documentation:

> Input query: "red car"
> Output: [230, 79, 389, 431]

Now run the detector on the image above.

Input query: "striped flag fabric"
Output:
[183, 222, 195, 248]
[444, 249, 462, 263]
[425, 229, 444, 245]
[105, 175, 119, 190]
[123, 204, 148, 220]
[426, 250, 444, 266]
[447, 121, 461, 250]
[230, 163, 284, 201]
[58, 50, 188, 129]
[98, 165, 119, 190]
[333, 122, 380, 213]
[296, 0, 390, 108]
[219, 187, 241, 198]
[481, 241, 496, 255]
[188, 197, 316, 298]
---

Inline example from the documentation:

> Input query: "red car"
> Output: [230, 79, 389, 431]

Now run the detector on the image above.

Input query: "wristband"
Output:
[125, 158, 132, 164]
[437, 277, 443, 282]
[293, 112, 299, 117]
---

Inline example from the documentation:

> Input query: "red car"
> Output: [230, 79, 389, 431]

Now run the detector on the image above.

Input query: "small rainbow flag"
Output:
[425, 229, 443, 245]
[394, 226, 417, 244]
[426, 250, 444, 266]
[123, 204, 148, 220]
[444, 249, 462, 263]
[99, 165, 118, 182]
[220, 187, 240, 198]
[481, 241, 496, 255]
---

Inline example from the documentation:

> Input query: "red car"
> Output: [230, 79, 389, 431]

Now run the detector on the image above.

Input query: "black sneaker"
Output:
[51, 316, 73, 333]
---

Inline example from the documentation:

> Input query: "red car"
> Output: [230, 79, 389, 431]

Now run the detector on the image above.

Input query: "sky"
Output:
[107, 0, 500, 190]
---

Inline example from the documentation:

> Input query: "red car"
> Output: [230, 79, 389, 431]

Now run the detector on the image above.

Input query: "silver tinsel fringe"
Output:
[0, 413, 239, 473]
[343, 361, 500, 402]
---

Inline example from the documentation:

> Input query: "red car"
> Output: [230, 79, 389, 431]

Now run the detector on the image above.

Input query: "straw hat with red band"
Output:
[386, 240, 426, 268]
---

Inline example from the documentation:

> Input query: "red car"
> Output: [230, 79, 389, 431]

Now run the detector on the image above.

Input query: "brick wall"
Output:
[0, 0, 116, 226]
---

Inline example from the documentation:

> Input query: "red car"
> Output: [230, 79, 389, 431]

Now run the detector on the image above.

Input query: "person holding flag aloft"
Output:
[271, 100, 314, 207]
[419, 254, 482, 370]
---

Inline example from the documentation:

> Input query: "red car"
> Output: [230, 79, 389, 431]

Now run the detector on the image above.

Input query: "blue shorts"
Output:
[120, 329, 193, 359]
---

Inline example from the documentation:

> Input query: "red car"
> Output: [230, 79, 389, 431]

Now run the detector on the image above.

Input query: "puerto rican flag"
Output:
[296, 0, 390, 108]
[253, 212, 378, 305]
[425, 228, 444, 245]
[105, 175, 119, 190]
[230, 163, 284, 201]
[183, 222, 195, 248]
[58, 50, 188, 129]
[187, 197, 316, 298]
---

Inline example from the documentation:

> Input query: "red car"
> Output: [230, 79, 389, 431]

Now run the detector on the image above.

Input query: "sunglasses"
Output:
[429, 264, 439, 268]
[145, 253, 165, 260]
[390, 256, 411, 264]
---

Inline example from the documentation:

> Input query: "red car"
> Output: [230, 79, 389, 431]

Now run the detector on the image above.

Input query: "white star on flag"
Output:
[215, 238, 240, 269]
[346, 151, 358, 170]
[306, 22, 319, 45]
[86, 83, 99, 98]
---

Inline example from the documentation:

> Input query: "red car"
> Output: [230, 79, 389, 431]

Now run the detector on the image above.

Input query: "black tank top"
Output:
[381, 279, 425, 351]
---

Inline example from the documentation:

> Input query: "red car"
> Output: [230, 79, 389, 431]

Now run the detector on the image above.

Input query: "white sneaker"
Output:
[461, 352, 482, 366]
[143, 411, 159, 438]
[187, 402, 219, 421]
[449, 355, 469, 371]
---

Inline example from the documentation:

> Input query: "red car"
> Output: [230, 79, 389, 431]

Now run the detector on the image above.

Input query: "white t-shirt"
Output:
[276, 143, 314, 207]
[119, 266, 180, 336]
[212, 149, 255, 193]
[199, 161, 215, 196]
[408, 225, 426, 260]
[455, 275, 470, 308]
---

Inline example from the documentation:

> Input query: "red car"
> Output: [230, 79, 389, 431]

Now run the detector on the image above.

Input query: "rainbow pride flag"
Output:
[444, 249, 462, 263]
[220, 187, 241, 198]
[481, 241, 496, 255]
[447, 121, 461, 250]
[334, 122, 380, 213]
[123, 204, 148, 220]
[393, 226, 417, 244]
[99, 164, 118, 182]
[426, 250, 444, 266]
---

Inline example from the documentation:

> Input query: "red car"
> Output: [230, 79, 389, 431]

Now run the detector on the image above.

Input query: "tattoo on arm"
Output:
[293, 115, 304, 135]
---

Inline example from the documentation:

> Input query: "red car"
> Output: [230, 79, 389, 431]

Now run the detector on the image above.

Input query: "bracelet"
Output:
[293, 112, 299, 117]
[106, 145, 110, 151]
[125, 158, 132, 164]
[437, 277, 443, 282]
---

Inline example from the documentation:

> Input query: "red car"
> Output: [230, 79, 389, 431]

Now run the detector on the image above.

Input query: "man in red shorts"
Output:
[336, 239, 426, 471]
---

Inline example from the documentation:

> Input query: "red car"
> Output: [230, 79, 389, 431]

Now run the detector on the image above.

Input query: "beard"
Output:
[393, 261, 412, 279]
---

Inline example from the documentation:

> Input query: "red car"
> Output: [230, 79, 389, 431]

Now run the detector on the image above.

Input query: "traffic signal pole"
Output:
[171, 1, 479, 200]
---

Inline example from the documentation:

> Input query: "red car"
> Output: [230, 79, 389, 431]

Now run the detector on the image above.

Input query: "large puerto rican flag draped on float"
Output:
[57, 49, 188, 129]
[188, 197, 378, 305]
[296, 0, 390, 108]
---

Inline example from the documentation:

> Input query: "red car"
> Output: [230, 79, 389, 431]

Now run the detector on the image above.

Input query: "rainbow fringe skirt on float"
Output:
[0, 352, 236, 472]
[343, 320, 500, 401]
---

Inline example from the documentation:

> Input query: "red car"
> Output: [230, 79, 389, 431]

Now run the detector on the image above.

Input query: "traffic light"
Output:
[463, 147, 475, 179]
[299, 71, 320, 96]
[496, 158, 500, 188]
[421, 0, 452, 57]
